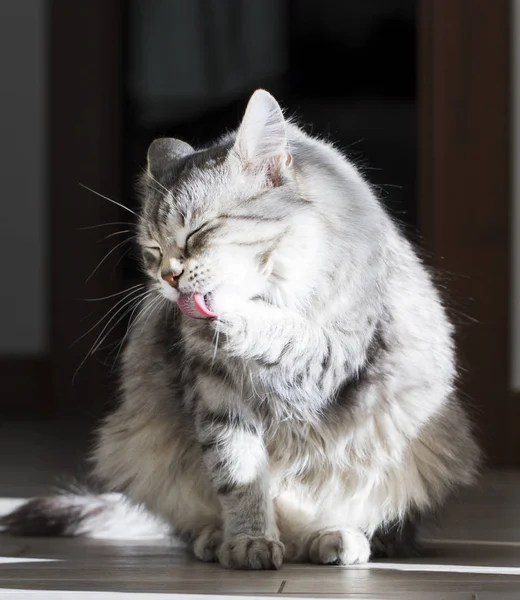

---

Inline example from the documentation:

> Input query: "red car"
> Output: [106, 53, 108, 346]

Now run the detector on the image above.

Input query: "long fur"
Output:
[1, 90, 480, 569]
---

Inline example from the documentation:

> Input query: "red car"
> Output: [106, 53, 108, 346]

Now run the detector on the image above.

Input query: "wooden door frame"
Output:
[419, 0, 514, 465]
[49, 0, 125, 419]
[0, 0, 124, 419]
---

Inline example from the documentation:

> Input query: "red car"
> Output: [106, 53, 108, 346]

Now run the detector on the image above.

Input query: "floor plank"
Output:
[0, 423, 519, 597]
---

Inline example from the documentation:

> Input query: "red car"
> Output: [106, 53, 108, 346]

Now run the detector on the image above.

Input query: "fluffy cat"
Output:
[1, 90, 480, 569]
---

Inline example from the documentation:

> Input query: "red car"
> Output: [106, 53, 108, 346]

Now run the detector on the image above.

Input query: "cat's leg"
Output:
[296, 515, 421, 564]
[298, 521, 421, 565]
[190, 524, 223, 562]
[281, 523, 371, 565]
[275, 500, 370, 565]
[276, 499, 420, 564]
[306, 528, 371, 565]
[195, 376, 283, 570]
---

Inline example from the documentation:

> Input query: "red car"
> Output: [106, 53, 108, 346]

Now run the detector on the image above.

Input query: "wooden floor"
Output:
[0, 422, 519, 599]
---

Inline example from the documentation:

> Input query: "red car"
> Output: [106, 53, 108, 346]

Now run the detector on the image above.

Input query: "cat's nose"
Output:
[162, 271, 182, 288]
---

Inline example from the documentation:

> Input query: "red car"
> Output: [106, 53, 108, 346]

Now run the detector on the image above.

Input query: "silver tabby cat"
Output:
[2, 90, 480, 569]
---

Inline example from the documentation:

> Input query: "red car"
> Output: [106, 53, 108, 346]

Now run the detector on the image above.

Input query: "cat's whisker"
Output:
[98, 229, 133, 242]
[141, 167, 171, 196]
[109, 294, 163, 373]
[146, 181, 171, 199]
[84, 283, 144, 302]
[112, 245, 134, 276]
[85, 237, 135, 283]
[76, 295, 152, 376]
[124, 293, 162, 339]
[72, 286, 149, 347]
[211, 327, 220, 367]
[79, 183, 139, 217]
[143, 296, 166, 329]
[73, 290, 152, 384]
[126, 295, 150, 329]
[93, 337, 125, 355]
[140, 167, 189, 221]
[89, 290, 153, 356]
[110, 295, 168, 369]
[140, 295, 166, 332]
[79, 221, 134, 231]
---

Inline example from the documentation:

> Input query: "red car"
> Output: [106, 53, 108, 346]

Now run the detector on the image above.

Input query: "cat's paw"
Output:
[218, 535, 284, 570]
[192, 525, 223, 563]
[308, 528, 370, 565]
[213, 311, 248, 355]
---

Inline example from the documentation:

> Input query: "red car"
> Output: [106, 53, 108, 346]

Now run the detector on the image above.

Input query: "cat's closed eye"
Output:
[143, 246, 162, 261]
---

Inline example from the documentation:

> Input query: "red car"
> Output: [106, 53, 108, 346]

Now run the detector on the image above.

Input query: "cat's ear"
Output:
[234, 90, 291, 182]
[147, 138, 194, 178]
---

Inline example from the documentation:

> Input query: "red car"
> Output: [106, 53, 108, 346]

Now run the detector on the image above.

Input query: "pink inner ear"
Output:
[266, 155, 288, 188]
[267, 163, 282, 187]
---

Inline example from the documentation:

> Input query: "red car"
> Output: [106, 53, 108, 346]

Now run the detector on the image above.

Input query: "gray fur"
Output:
[2, 90, 480, 569]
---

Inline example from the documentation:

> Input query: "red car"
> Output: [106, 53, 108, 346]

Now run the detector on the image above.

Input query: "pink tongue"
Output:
[178, 292, 217, 319]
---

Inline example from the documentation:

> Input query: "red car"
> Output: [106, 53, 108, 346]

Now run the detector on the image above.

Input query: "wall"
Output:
[513, 0, 520, 389]
[128, 0, 288, 127]
[0, 0, 47, 354]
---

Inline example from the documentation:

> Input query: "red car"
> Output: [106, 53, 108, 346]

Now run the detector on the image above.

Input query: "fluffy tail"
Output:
[0, 493, 169, 540]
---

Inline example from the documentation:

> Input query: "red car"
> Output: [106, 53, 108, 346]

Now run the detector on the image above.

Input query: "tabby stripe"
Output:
[234, 236, 280, 247]
[199, 410, 259, 436]
[222, 214, 280, 223]
[256, 341, 291, 369]
[216, 482, 236, 496]
[200, 440, 218, 453]
[187, 223, 223, 253]
[318, 338, 333, 386]
[216, 482, 252, 499]
[199, 363, 238, 392]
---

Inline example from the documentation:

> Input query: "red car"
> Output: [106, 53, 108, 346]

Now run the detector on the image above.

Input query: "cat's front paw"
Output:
[213, 311, 248, 355]
[309, 528, 370, 565]
[218, 535, 284, 570]
[192, 525, 223, 563]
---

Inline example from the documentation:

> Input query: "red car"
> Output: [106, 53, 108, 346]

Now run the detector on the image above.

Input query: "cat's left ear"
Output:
[234, 90, 292, 183]
[147, 138, 194, 179]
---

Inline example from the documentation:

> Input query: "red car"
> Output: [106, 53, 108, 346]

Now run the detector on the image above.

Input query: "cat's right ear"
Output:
[147, 138, 194, 178]
[234, 90, 291, 183]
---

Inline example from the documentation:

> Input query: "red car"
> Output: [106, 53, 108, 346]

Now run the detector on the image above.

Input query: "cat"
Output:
[1, 89, 480, 569]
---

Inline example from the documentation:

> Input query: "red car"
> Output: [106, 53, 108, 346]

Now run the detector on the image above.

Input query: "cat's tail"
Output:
[0, 492, 170, 540]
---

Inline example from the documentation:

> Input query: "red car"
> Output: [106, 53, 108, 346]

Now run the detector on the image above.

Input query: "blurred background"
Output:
[0, 0, 516, 493]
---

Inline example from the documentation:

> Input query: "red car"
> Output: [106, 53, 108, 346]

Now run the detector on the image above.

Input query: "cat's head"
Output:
[137, 90, 322, 319]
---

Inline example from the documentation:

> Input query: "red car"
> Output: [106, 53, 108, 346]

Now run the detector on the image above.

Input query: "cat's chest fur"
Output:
[184, 323, 352, 421]
[263, 411, 418, 533]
